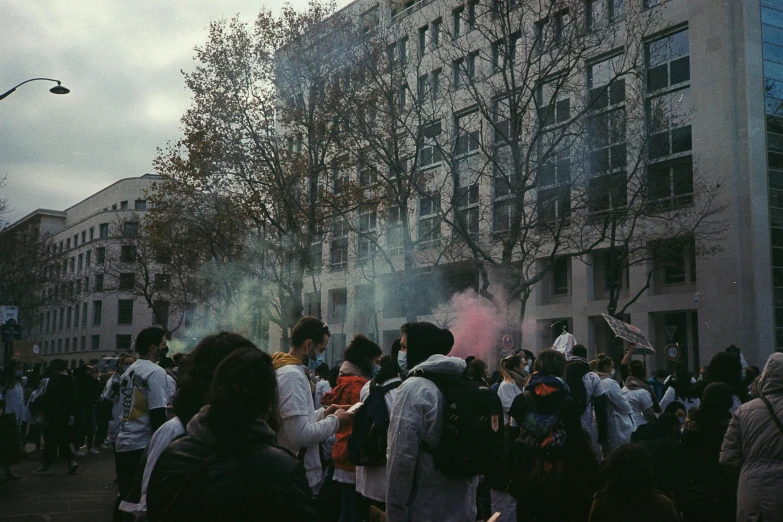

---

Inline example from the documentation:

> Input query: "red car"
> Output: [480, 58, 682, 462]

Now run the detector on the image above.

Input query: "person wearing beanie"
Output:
[385, 322, 475, 522]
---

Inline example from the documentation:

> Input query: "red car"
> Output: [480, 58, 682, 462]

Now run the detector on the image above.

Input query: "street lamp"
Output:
[0, 78, 70, 102]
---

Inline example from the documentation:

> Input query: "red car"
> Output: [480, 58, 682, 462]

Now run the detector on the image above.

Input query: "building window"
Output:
[553, 257, 569, 295]
[97, 247, 106, 264]
[135, 199, 147, 210]
[59, 308, 64, 330]
[78, 253, 83, 272]
[66, 307, 72, 329]
[81, 336, 86, 350]
[419, 25, 428, 56]
[93, 300, 102, 325]
[66, 238, 71, 249]
[69, 257, 75, 273]
[120, 200, 128, 209]
[65, 338, 70, 352]
[99, 223, 109, 238]
[418, 194, 441, 249]
[123, 221, 139, 237]
[89, 227, 94, 241]
[57, 339, 62, 353]
[86, 250, 91, 267]
[82, 302, 88, 326]
[116, 335, 132, 352]
[330, 220, 349, 270]
[45, 311, 50, 333]
[454, 112, 481, 240]
[81, 230, 86, 243]
[121, 245, 137, 263]
[431, 19, 441, 50]
[74, 305, 79, 327]
[91, 335, 100, 351]
[308, 227, 324, 272]
[119, 273, 135, 291]
[431, 68, 441, 101]
[154, 273, 170, 290]
[418, 120, 442, 167]
[304, 291, 322, 318]
[95, 274, 104, 292]
[386, 206, 404, 254]
[467, 0, 477, 30]
[538, 78, 571, 126]
[453, 6, 463, 38]
[588, 54, 628, 212]
[328, 288, 348, 324]
[648, 156, 694, 208]
[118, 300, 134, 325]
[152, 300, 169, 328]
[357, 207, 378, 263]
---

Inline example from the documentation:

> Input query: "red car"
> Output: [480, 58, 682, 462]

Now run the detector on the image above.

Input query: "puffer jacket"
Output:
[386, 354, 473, 522]
[320, 361, 368, 473]
[146, 406, 316, 522]
[721, 352, 783, 522]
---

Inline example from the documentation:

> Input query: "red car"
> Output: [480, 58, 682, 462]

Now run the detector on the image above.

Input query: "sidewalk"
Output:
[0, 445, 116, 521]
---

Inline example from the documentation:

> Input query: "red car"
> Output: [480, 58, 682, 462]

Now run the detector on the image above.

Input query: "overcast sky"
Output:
[1, 0, 346, 225]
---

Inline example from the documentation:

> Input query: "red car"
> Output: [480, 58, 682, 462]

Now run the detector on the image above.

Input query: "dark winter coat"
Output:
[147, 407, 316, 522]
[43, 373, 76, 423]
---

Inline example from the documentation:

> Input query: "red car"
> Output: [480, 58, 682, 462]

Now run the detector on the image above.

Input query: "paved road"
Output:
[0, 445, 117, 521]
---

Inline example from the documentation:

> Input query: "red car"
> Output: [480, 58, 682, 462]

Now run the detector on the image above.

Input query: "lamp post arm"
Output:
[0, 78, 65, 101]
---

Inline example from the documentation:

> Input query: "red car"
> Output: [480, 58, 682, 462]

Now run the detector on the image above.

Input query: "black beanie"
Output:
[406, 322, 455, 369]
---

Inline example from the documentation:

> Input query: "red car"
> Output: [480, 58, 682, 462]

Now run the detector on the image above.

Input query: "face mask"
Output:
[372, 364, 381, 377]
[397, 352, 408, 371]
[307, 344, 324, 372]
[14, 370, 22, 378]
[611, 369, 616, 377]
[524, 364, 531, 373]
[121, 365, 131, 374]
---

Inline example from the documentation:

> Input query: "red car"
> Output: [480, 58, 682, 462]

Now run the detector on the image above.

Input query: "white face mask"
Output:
[397, 352, 408, 371]
[524, 364, 531, 373]
[611, 369, 616, 377]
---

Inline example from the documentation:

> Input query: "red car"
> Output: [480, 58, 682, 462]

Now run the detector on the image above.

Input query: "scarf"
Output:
[339, 360, 366, 378]
[271, 352, 302, 370]
[505, 370, 528, 391]
[625, 376, 661, 411]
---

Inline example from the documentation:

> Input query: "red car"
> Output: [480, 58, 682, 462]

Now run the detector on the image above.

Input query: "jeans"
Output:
[338, 482, 368, 522]
[42, 420, 72, 468]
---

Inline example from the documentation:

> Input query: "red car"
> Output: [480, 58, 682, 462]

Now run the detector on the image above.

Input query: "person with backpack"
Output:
[565, 345, 607, 458]
[354, 338, 405, 511]
[507, 349, 599, 522]
[320, 334, 383, 522]
[386, 322, 476, 522]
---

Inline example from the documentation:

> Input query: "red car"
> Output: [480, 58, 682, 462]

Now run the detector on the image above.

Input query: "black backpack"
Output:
[347, 378, 402, 467]
[416, 371, 505, 479]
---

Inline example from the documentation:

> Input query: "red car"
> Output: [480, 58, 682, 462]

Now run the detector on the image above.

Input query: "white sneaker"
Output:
[32, 467, 53, 476]
[88, 448, 100, 455]
[75, 450, 87, 457]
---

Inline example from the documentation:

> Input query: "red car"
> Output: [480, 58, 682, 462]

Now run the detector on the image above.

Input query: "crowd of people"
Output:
[2, 318, 783, 522]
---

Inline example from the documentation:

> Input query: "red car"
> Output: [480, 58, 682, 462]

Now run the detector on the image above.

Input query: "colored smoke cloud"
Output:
[439, 289, 508, 362]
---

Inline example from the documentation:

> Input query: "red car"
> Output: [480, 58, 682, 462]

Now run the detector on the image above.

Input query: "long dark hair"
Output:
[600, 444, 656, 493]
[173, 332, 257, 425]
[205, 347, 280, 446]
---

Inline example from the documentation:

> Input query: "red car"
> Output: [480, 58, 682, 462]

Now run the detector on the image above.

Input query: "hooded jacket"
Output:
[146, 406, 316, 522]
[321, 361, 369, 473]
[721, 352, 783, 522]
[385, 354, 473, 522]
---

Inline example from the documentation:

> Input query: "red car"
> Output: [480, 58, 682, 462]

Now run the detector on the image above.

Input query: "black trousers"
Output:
[114, 448, 144, 517]
[41, 420, 72, 468]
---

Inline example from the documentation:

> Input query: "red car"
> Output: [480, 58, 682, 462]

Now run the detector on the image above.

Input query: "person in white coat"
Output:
[595, 355, 634, 457]
[386, 322, 474, 522]
[491, 353, 527, 522]
[659, 361, 700, 413]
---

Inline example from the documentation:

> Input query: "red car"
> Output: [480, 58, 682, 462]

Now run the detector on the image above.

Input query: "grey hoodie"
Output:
[385, 354, 473, 522]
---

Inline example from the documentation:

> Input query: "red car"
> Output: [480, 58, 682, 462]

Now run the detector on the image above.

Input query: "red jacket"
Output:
[321, 375, 367, 472]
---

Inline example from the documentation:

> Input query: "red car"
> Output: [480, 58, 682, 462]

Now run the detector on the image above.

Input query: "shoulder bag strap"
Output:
[760, 394, 783, 437]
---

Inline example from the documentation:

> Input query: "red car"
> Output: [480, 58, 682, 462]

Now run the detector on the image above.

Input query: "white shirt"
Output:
[497, 381, 522, 425]
[276, 363, 339, 491]
[314, 379, 331, 410]
[580, 372, 607, 432]
[115, 359, 172, 452]
[1, 381, 25, 424]
[623, 387, 654, 428]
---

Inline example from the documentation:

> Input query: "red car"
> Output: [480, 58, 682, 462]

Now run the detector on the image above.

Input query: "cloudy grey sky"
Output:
[1, 0, 343, 225]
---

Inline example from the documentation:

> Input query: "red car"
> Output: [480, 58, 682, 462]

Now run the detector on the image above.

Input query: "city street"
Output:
[0, 445, 116, 521]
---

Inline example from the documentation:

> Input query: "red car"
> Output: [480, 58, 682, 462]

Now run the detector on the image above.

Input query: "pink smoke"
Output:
[442, 289, 508, 361]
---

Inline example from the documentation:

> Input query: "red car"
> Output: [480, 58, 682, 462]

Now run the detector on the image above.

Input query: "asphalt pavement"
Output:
[0, 445, 116, 521]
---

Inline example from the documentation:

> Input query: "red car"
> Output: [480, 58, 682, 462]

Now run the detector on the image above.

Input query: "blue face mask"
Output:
[14, 370, 22, 378]
[308, 348, 324, 372]
[397, 352, 408, 371]
[372, 364, 381, 377]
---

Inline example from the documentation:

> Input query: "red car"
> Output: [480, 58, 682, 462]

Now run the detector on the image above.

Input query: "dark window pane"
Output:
[770, 151, 783, 170]
[591, 149, 609, 173]
[649, 133, 669, 159]
[648, 164, 670, 200]
[673, 159, 694, 196]
[610, 79, 626, 104]
[611, 144, 627, 169]
[589, 87, 608, 108]
[647, 65, 668, 92]
[773, 228, 783, 247]
[556, 99, 570, 122]
[670, 56, 690, 85]
[773, 247, 783, 266]
[672, 125, 692, 153]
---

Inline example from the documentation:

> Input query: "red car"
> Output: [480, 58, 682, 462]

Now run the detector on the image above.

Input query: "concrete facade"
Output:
[270, 0, 781, 373]
[2, 174, 169, 369]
